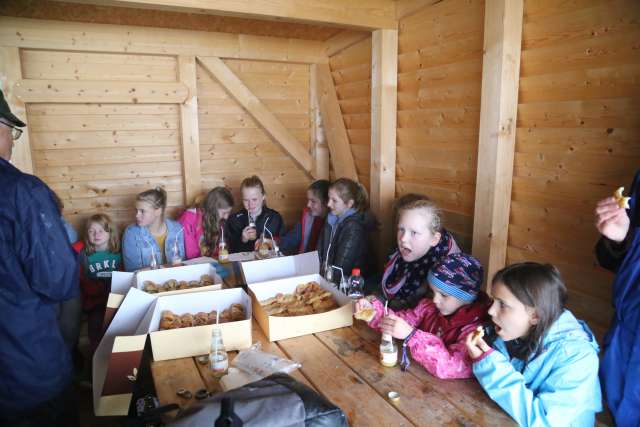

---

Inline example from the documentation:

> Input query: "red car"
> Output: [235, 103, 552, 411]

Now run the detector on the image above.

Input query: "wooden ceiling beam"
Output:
[51, 0, 398, 30]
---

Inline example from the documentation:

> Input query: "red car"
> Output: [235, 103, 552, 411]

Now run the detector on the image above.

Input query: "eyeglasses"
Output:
[0, 122, 23, 141]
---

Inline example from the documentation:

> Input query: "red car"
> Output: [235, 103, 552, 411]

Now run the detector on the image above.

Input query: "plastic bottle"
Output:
[379, 333, 398, 367]
[347, 268, 364, 299]
[215, 397, 243, 427]
[218, 241, 229, 263]
[170, 239, 182, 266]
[149, 247, 158, 270]
[209, 328, 228, 378]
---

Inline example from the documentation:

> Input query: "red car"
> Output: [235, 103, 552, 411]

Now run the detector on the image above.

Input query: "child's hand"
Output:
[465, 332, 492, 360]
[595, 196, 630, 243]
[242, 226, 257, 243]
[354, 298, 372, 314]
[380, 314, 414, 339]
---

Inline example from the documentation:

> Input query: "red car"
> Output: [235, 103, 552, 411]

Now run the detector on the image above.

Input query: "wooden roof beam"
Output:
[52, 0, 398, 30]
[197, 56, 314, 177]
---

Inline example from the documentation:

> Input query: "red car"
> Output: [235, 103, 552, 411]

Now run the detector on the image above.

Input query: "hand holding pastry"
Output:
[465, 327, 492, 360]
[595, 191, 631, 243]
[353, 298, 375, 322]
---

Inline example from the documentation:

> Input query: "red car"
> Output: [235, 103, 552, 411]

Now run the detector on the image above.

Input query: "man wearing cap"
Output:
[0, 90, 79, 426]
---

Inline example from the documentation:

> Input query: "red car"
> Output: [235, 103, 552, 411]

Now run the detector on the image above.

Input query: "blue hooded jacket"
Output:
[473, 310, 602, 426]
[596, 169, 640, 427]
[0, 158, 79, 414]
[122, 219, 185, 271]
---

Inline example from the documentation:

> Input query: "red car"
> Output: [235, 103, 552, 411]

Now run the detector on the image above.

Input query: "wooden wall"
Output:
[23, 50, 185, 231]
[1, 16, 322, 236]
[197, 59, 312, 226]
[395, 0, 484, 252]
[329, 38, 373, 190]
[508, 0, 640, 339]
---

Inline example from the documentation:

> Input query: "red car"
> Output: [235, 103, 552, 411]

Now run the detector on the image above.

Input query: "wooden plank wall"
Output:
[509, 0, 640, 340]
[395, 0, 485, 252]
[197, 59, 312, 227]
[23, 49, 185, 232]
[329, 38, 373, 190]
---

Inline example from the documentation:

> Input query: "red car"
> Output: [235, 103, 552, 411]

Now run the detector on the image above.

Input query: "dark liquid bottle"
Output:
[215, 397, 243, 427]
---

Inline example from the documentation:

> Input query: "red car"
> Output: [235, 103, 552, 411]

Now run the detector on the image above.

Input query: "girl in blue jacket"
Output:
[466, 262, 602, 427]
[122, 187, 185, 271]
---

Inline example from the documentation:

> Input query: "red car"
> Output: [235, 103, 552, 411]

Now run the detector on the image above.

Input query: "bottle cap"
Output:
[352, 268, 361, 276]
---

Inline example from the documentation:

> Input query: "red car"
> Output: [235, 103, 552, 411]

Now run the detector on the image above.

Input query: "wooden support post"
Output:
[310, 64, 329, 180]
[370, 29, 398, 262]
[472, 0, 524, 286]
[178, 56, 202, 205]
[0, 47, 33, 174]
[316, 63, 358, 181]
[197, 56, 314, 175]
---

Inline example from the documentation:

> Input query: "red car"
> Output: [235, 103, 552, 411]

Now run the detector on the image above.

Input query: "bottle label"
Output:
[380, 350, 397, 367]
[210, 353, 228, 375]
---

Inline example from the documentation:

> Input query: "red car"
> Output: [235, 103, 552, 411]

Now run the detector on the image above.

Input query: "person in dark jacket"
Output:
[317, 178, 372, 285]
[280, 179, 329, 255]
[0, 90, 79, 426]
[227, 175, 284, 253]
[594, 171, 640, 427]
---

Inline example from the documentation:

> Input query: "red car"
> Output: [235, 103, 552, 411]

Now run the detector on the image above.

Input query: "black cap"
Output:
[0, 89, 26, 128]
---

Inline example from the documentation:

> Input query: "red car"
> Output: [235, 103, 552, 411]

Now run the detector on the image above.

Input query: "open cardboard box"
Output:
[248, 273, 353, 341]
[111, 263, 223, 296]
[240, 251, 320, 285]
[143, 287, 252, 361]
[93, 287, 252, 416]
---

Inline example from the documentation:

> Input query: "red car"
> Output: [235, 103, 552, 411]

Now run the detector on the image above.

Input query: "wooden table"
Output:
[151, 317, 516, 426]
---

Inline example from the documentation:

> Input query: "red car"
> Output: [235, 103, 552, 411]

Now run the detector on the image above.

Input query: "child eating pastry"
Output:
[355, 253, 491, 379]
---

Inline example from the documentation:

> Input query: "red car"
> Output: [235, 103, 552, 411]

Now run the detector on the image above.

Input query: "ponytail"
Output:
[136, 187, 168, 214]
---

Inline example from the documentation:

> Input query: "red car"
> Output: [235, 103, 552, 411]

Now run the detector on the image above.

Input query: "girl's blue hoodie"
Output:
[473, 310, 602, 427]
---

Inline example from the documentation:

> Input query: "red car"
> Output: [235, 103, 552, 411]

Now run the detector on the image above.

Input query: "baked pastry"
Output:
[180, 313, 194, 328]
[614, 187, 631, 209]
[194, 312, 209, 326]
[207, 310, 218, 325]
[354, 307, 376, 322]
[230, 303, 245, 321]
[159, 310, 181, 330]
[259, 281, 339, 317]
[471, 325, 485, 344]
[164, 279, 178, 291]
[144, 281, 158, 293]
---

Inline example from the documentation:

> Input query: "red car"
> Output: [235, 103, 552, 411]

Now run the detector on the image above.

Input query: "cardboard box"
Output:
[144, 288, 253, 361]
[111, 263, 223, 296]
[93, 287, 252, 416]
[248, 273, 353, 341]
[240, 251, 320, 284]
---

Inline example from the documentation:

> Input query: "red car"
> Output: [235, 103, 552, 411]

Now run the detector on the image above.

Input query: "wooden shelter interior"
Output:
[1, 0, 639, 366]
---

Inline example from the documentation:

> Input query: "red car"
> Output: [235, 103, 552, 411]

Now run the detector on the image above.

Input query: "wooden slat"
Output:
[30, 129, 179, 150]
[326, 30, 372, 57]
[277, 334, 413, 426]
[395, 0, 441, 20]
[316, 63, 358, 181]
[27, 114, 179, 132]
[0, 17, 328, 64]
[329, 38, 372, 72]
[178, 56, 202, 206]
[13, 79, 188, 104]
[348, 321, 516, 426]
[472, 0, 524, 284]
[0, 46, 33, 173]
[55, 0, 398, 30]
[316, 327, 483, 426]
[197, 56, 313, 175]
[151, 357, 207, 416]
[370, 29, 398, 261]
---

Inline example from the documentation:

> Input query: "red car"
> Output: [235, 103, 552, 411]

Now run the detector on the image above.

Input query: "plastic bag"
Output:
[232, 342, 301, 378]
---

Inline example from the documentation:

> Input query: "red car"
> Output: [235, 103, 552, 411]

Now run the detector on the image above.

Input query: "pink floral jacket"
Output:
[368, 293, 491, 379]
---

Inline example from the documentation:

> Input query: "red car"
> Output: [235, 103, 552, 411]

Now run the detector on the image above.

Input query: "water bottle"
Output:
[170, 239, 182, 266]
[209, 328, 228, 378]
[218, 241, 229, 263]
[149, 247, 158, 270]
[347, 268, 364, 300]
[379, 332, 398, 367]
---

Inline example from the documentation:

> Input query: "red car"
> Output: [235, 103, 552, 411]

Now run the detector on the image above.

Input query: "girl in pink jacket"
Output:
[356, 253, 491, 379]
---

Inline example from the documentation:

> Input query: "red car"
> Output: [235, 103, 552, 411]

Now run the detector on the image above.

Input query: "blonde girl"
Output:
[380, 198, 460, 310]
[122, 187, 184, 271]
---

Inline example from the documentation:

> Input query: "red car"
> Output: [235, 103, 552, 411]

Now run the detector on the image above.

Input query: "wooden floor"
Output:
[152, 319, 516, 426]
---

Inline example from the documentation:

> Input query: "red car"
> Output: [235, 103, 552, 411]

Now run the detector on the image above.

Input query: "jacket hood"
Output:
[541, 310, 599, 353]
